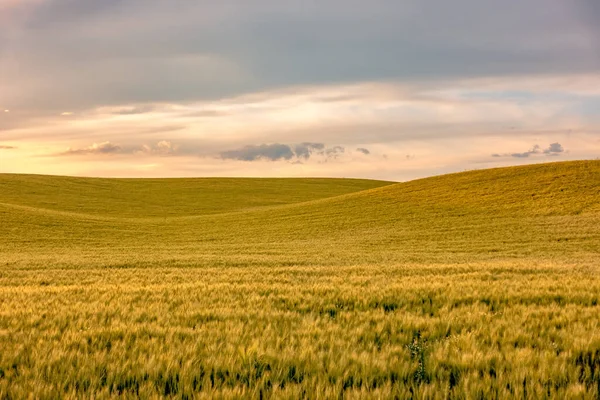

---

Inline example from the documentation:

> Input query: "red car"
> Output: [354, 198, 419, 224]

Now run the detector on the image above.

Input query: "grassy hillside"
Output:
[0, 175, 390, 217]
[2, 160, 598, 267]
[1, 160, 600, 398]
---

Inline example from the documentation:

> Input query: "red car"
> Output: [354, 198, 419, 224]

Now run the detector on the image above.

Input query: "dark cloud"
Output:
[544, 142, 565, 155]
[294, 142, 325, 159]
[326, 146, 345, 159]
[0, 145, 17, 150]
[2, 0, 599, 111]
[220, 142, 348, 162]
[492, 143, 566, 158]
[55, 140, 347, 160]
[356, 148, 370, 155]
[220, 144, 295, 161]
[511, 152, 533, 158]
[511, 145, 542, 158]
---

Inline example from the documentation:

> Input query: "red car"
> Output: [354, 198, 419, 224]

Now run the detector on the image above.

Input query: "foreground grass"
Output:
[1, 160, 599, 398]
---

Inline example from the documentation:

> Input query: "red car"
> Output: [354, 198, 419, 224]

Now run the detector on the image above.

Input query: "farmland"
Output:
[1, 160, 599, 398]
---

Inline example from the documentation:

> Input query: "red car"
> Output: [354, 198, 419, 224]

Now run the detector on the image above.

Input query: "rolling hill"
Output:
[1, 160, 598, 268]
[0, 175, 391, 217]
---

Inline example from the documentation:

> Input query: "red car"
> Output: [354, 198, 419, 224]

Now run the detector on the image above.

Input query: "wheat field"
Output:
[1, 160, 599, 398]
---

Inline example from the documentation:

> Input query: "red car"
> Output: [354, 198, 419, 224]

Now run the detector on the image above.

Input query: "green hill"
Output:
[1, 160, 600, 398]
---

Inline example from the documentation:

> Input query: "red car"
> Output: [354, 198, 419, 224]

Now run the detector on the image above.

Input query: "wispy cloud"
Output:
[110, 105, 157, 115]
[61, 141, 122, 155]
[0, 145, 17, 150]
[138, 140, 178, 156]
[58, 140, 181, 157]
[2, 78, 598, 179]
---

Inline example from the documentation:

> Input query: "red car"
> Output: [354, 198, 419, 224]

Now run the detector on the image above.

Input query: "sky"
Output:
[1, 0, 599, 181]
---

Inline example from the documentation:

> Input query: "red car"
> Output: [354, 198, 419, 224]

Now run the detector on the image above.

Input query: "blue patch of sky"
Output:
[571, 98, 600, 118]
[459, 91, 536, 101]
[457, 91, 595, 104]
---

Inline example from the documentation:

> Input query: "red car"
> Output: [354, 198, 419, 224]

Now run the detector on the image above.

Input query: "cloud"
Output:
[220, 142, 349, 162]
[2, 0, 599, 112]
[0, 145, 17, 150]
[58, 140, 185, 157]
[492, 143, 566, 158]
[2, 77, 599, 149]
[220, 143, 295, 161]
[62, 141, 122, 155]
[356, 147, 370, 155]
[294, 142, 325, 159]
[110, 105, 157, 115]
[2, 73, 598, 179]
[326, 146, 345, 159]
[58, 139, 349, 162]
[544, 142, 565, 155]
[138, 140, 178, 155]
[511, 145, 542, 158]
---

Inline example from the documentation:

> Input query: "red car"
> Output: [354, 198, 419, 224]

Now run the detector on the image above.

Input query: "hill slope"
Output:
[0, 175, 391, 217]
[1, 160, 598, 268]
